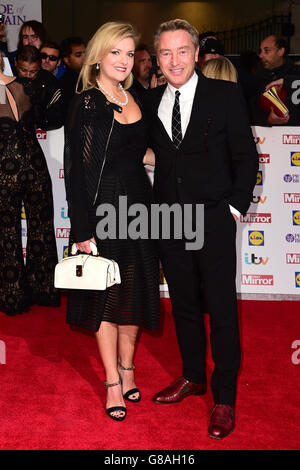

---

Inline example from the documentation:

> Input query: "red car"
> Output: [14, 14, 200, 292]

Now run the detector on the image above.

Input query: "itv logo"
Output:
[245, 253, 269, 265]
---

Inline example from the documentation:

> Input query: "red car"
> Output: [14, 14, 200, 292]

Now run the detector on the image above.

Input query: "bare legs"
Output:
[95, 321, 139, 419]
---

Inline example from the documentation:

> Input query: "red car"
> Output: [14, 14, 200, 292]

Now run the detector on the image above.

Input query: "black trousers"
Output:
[158, 201, 240, 405]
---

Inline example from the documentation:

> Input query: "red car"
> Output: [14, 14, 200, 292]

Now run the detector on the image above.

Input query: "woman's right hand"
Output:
[76, 237, 97, 254]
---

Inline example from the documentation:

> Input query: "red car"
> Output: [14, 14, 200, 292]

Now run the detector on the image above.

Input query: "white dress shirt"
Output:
[157, 72, 240, 219]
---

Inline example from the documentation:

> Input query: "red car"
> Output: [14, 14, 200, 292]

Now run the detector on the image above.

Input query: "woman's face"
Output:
[21, 27, 42, 49]
[99, 36, 135, 85]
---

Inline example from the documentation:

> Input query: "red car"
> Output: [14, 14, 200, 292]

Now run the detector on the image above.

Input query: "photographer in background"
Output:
[15, 45, 63, 130]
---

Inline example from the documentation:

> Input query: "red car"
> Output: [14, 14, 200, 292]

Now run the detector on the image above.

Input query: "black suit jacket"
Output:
[144, 72, 259, 216]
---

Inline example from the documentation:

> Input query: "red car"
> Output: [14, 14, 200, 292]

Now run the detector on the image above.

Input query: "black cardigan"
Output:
[64, 88, 119, 242]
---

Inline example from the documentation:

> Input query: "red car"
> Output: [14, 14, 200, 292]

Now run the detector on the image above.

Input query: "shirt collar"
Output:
[166, 72, 198, 101]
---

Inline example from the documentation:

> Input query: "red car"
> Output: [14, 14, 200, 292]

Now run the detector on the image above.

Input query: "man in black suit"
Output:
[145, 19, 258, 439]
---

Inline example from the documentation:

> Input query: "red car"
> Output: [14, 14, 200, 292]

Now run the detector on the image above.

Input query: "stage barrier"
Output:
[21, 126, 300, 299]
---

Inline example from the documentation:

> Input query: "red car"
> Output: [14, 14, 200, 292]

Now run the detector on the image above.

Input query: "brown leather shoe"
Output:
[208, 405, 235, 439]
[152, 377, 207, 404]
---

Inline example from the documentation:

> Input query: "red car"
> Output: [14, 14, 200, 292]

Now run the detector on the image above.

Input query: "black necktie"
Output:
[172, 90, 182, 149]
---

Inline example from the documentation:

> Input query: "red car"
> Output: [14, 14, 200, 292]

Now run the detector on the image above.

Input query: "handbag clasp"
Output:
[76, 265, 83, 277]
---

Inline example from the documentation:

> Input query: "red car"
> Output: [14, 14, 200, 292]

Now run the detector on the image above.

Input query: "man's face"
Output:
[133, 49, 152, 82]
[21, 27, 42, 50]
[40, 47, 61, 73]
[259, 36, 284, 70]
[64, 44, 86, 71]
[15, 59, 40, 79]
[156, 29, 198, 89]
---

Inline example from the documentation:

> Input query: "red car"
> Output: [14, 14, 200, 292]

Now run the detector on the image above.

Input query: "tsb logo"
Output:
[291, 152, 300, 166]
[248, 231, 264, 246]
[292, 211, 300, 226]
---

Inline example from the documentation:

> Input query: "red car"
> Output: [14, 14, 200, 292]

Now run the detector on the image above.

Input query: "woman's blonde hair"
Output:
[77, 21, 139, 93]
[202, 56, 238, 83]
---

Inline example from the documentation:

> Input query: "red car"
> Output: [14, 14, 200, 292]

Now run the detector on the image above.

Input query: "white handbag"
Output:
[54, 242, 121, 290]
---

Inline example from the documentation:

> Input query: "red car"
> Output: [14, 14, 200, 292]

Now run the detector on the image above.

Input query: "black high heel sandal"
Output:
[118, 360, 141, 403]
[104, 379, 127, 421]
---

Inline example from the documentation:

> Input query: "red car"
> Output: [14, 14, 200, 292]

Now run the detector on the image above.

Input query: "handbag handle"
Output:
[71, 242, 98, 256]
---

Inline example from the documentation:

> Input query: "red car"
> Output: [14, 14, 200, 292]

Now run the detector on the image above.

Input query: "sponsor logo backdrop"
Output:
[0, 1, 42, 52]
[22, 126, 299, 297]
[238, 127, 300, 295]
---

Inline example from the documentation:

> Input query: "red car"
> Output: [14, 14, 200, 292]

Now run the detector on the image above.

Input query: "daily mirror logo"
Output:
[286, 254, 300, 264]
[241, 274, 273, 285]
[283, 135, 300, 144]
[284, 193, 300, 203]
[36, 129, 47, 140]
[259, 154, 270, 164]
[240, 213, 271, 224]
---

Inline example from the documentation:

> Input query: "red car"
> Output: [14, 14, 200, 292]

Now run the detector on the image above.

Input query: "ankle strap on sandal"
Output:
[118, 359, 135, 371]
[104, 379, 121, 388]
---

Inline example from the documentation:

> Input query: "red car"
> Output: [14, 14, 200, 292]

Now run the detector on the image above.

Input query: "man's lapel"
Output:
[181, 72, 210, 148]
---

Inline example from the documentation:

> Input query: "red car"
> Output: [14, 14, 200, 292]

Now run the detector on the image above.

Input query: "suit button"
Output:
[177, 177, 183, 184]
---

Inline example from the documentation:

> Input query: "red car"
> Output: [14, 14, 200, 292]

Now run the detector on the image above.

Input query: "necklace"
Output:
[96, 79, 128, 106]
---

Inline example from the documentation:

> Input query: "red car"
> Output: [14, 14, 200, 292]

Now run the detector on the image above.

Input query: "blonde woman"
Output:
[202, 56, 238, 83]
[64, 22, 160, 421]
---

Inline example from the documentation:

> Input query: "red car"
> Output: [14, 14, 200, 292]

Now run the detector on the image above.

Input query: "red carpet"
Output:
[0, 297, 299, 450]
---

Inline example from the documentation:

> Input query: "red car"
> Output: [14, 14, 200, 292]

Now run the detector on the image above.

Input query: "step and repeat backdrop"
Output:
[21, 126, 300, 299]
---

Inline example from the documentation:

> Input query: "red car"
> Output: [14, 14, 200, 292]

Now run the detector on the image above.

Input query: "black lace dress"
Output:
[0, 78, 60, 315]
[65, 91, 160, 332]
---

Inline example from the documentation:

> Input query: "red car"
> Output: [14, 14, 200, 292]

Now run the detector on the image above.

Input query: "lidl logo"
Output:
[295, 272, 300, 288]
[63, 246, 69, 258]
[291, 152, 300, 166]
[293, 211, 300, 226]
[248, 231, 264, 246]
[256, 171, 263, 186]
[21, 205, 26, 220]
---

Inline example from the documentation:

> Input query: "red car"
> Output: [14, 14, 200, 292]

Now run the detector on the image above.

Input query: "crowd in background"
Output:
[1, 19, 300, 132]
